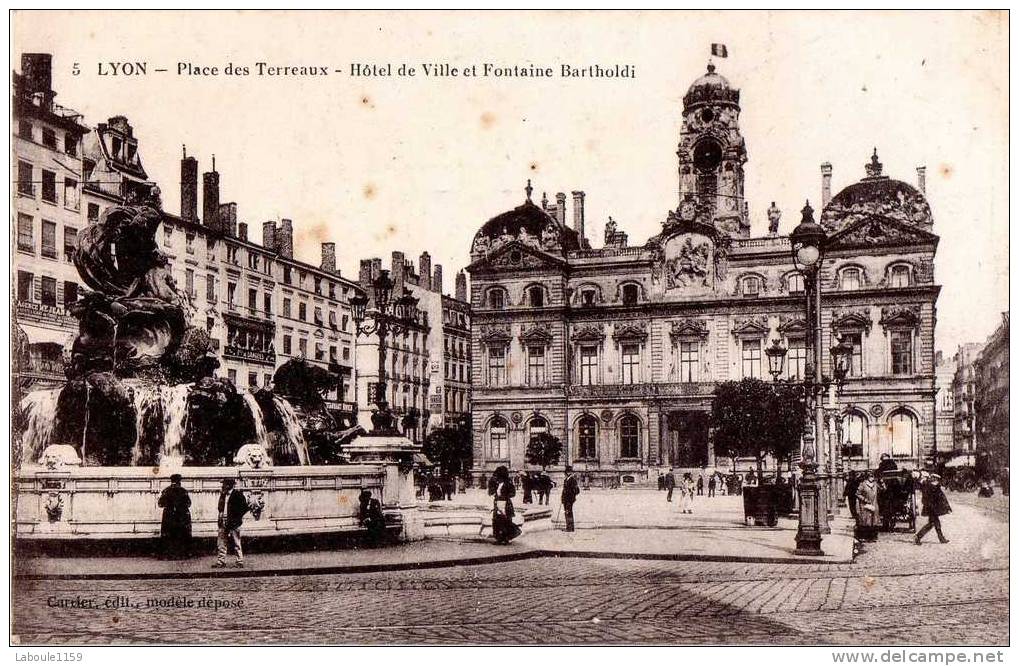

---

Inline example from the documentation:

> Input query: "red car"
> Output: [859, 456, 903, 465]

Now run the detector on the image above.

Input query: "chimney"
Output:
[571, 191, 586, 244]
[455, 271, 467, 302]
[418, 252, 432, 291]
[180, 146, 198, 223]
[359, 259, 373, 302]
[392, 251, 406, 295]
[433, 265, 443, 295]
[237, 222, 248, 241]
[20, 53, 53, 97]
[262, 221, 277, 252]
[218, 203, 238, 237]
[202, 161, 220, 231]
[820, 162, 833, 208]
[916, 166, 927, 194]
[277, 219, 293, 258]
[321, 242, 336, 273]
[555, 192, 567, 225]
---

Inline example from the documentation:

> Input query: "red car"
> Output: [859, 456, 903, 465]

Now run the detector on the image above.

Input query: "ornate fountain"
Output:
[14, 193, 422, 541]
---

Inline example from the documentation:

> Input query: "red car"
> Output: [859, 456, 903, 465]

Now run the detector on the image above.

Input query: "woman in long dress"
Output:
[489, 466, 521, 544]
[855, 471, 880, 542]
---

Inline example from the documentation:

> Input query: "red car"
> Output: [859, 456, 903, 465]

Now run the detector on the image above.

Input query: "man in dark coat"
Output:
[158, 474, 192, 559]
[213, 478, 249, 568]
[561, 466, 581, 532]
[538, 472, 554, 505]
[843, 470, 861, 520]
[664, 468, 676, 502]
[522, 473, 534, 504]
[359, 489, 387, 545]
[878, 453, 898, 473]
[915, 474, 951, 545]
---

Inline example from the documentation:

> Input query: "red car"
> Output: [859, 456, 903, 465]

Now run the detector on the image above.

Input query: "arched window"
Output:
[528, 285, 545, 307]
[578, 415, 598, 459]
[889, 264, 911, 288]
[842, 412, 867, 458]
[528, 416, 549, 446]
[889, 411, 916, 458]
[840, 267, 862, 291]
[488, 417, 508, 460]
[741, 275, 761, 297]
[619, 414, 640, 458]
[621, 283, 640, 306]
[488, 287, 506, 310]
[786, 272, 805, 294]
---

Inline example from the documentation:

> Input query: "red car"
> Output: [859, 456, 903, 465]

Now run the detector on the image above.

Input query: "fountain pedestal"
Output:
[344, 434, 424, 541]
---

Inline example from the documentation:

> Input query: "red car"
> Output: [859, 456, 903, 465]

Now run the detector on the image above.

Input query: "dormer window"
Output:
[741, 276, 761, 298]
[840, 267, 862, 291]
[622, 283, 640, 306]
[111, 136, 123, 159]
[581, 289, 596, 306]
[528, 286, 545, 307]
[889, 265, 911, 288]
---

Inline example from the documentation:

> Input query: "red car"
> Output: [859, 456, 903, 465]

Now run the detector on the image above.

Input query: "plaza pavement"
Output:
[19, 490, 879, 580]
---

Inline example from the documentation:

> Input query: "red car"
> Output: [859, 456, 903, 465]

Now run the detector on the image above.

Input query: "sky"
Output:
[11, 10, 1009, 354]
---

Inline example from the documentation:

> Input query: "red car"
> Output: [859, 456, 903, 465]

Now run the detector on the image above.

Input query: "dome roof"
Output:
[820, 150, 933, 233]
[683, 63, 740, 110]
[471, 183, 582, 259]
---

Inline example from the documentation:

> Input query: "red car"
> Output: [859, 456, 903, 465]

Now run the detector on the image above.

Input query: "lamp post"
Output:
[766, 339, 788, 383]
[828, 335, 854, 506]
[789, 200, 829, 555]
[349, 270, 420, 436]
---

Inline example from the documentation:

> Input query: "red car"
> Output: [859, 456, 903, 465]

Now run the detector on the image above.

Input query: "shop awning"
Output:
[22, 325, 74, 347]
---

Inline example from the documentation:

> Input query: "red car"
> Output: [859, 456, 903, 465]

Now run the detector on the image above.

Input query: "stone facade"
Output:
[974, 312, 1009, 475]
[467, 63, 940, 485]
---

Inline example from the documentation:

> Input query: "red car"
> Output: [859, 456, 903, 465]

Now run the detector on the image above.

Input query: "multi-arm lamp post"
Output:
[349, 270, 420, 436]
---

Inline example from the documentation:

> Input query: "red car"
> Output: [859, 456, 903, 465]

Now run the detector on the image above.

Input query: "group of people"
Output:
[486, 465, 580, 543]
[658, 469, 795, 498]
[420, 473, 468, 501]
[519, 471, 556, 505]
[156, 474, 391, 567]
[844, 453, 952, 546]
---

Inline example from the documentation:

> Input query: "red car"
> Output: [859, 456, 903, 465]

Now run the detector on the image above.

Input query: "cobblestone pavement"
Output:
[12, 492, 1007, 646]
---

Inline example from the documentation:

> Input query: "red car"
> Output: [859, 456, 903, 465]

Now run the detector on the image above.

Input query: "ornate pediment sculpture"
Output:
[613, 321, 648, 342]
[571, 324, 606, 344]
[479, 325, 513, 344]
[520, 324, 554, 345]
[879, 305, 922, 330]
[669, 319, 710, 341]
[731, 315, 769, 339]
[666, 237, 712, 289]
[777, 315, 808, 336]
[831, 309, 874, 334]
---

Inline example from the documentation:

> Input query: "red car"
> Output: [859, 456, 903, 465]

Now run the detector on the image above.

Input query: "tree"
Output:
[710, 377, 807, 477]
[423, 425, 473, 477]
[525, 432, 563, 470]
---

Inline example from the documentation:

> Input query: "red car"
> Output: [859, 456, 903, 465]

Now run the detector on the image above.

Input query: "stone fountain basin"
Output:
[14, 464, 391, 540]
[416, 502, 553, 538]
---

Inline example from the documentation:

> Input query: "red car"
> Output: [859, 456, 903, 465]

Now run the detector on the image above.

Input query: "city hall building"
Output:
[467, 62, 940, 485]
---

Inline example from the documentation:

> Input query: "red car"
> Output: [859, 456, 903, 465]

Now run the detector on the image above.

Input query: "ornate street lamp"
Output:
[765, 339, 788, 382]
[350, 270, 420, 435]
[790, 200, 829, 555]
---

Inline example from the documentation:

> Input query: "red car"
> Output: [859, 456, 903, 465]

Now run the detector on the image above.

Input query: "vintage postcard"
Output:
[8, 9, 1010, 654]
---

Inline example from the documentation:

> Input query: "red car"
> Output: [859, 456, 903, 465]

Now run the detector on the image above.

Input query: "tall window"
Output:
[41, 169, 56, 203]
[17, 160, 33, 196]
[528, 417, 548, 446]
[842, 412, 866, 458]
[889, 265, 911, 288]
[298, 338, 307, 356]
[186, 269, 195, 298]
[40, 221, 56, 258]
[843, 332, 863, 376]
[786, 338, 807, 380]
[264, 293, 272, 314]
[17, 214, 33, 252]
[63, 281, 78, 307]
[620, 415, 640, 458]
[621, 344, 640, 384]
[64, 132, 77, 156]
[283, 298, 292, 318]
[840, 267, 862, 291]
[18, 120, 32, 140]
[227, 282, 236, 308]
[889, 411, 916, 457]
[528, 286, 544, 307]
[787, 272, 805, 294]
[87, 203, 100, 222]
[622, 284, 640, 305]
[578, 415, 597, 459]
[741, 276, 761, 297]
[579, 346, 598, 385]
[63, 227, 77, 261]
[488, 346, 507, 386]
[741, 339, 762, 379]
[299, 302, 307, 321]
[42, 127, 57, 149]
[17, 271, 33, 301]
[890, 331, 913, 375]
[248, 288, 257, 312]
[488, 288, 505, 310]
[527, 346, 546, 385]
[489, 418, 509, 460]
[63, 178, 79, 210]
[206, 275, 216, 302]
[283, 335, 292, 355]
[678, 341, 698, 382]
[40, 276, 56, 306]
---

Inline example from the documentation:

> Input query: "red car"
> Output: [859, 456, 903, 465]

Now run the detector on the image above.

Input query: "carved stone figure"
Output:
[235, 443, 273, 469]
[767, 201, 781, 235]
[666, 237, 711, 289]
[541, 222, 561, 251]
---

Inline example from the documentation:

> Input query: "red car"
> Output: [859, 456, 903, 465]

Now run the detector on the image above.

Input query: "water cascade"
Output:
[273, 396, 311, 465]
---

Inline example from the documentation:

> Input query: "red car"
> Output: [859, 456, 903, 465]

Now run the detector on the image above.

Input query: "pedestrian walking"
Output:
[843, 470, 861, 521]
[657, 473, 665, 491]
[684, 474, 696, 513]
[561, 466, 580, 532]
[213, 478, 250, 568]
[854, 471, 879, 542]
[157, 474, 192, 559]
[522, 473, 534, 504]
[707, 474, 716, 497]
[697, 475, 705, 496]
[664, 468, 676, 502]
[915, 474, 951, 545]
[489, 466, 521, 545]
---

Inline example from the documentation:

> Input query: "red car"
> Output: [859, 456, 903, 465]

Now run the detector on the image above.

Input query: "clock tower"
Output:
[677, 62, 750, 237]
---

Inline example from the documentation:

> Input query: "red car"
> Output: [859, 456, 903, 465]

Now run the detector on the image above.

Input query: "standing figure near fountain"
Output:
[157, 474, 192, 559]
[214, 478, 250, 568]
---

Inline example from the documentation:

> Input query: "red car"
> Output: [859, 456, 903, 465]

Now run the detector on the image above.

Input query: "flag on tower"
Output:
[711, 43, 728, 58]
